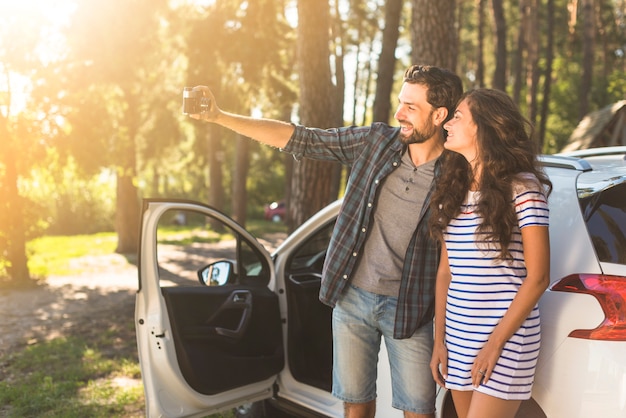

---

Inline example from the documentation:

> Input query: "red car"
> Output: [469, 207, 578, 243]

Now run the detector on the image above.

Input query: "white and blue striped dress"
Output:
[443, 177, 549, 400]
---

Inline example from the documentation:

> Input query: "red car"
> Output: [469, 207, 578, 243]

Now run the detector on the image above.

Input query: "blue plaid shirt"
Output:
[283, 123, 441, 339]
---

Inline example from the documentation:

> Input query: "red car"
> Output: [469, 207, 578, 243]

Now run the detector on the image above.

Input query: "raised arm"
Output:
[188, 85, 295, 149]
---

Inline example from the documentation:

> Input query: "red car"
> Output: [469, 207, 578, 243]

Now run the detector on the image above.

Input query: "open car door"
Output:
[135, 199, 283, 418]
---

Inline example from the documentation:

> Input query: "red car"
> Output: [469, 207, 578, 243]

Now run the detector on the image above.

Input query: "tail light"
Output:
[551, 274, 626, 341]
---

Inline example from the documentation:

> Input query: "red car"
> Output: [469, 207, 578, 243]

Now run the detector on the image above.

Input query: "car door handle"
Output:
[205, 290, 253, 340]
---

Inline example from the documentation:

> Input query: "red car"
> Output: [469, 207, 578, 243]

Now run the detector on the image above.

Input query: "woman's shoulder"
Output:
[511, 172, 544, 196]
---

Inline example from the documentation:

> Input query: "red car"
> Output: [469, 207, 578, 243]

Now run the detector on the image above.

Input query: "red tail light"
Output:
[551, 274, 626, 341]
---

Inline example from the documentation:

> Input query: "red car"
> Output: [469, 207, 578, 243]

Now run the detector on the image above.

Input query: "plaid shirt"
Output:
[283, 123, 441, 339]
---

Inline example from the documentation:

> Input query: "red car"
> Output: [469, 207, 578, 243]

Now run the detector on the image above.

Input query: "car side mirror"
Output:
[198, 260, 234, 286]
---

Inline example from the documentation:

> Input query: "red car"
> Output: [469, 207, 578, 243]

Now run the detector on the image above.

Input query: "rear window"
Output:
[579, 182, 626, 265]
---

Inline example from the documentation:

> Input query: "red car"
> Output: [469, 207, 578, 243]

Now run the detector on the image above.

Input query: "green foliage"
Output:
[0, 336, 143, 417]
[606, 69, 626, 102]
[20, 159, 116, 235]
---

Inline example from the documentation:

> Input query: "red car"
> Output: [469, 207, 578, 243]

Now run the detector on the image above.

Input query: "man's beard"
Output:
[399, 122, 439, 145]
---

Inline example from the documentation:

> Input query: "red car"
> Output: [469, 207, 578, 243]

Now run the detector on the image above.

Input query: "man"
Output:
[190, 64, 463, 418]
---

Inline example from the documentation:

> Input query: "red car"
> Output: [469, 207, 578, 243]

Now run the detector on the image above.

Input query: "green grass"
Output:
[0, 336, 144, 417]
[27, 233, 119, 277]
[0, 334, 237, 418]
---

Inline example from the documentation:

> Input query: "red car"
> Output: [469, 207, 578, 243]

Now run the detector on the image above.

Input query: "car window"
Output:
[155, 208, 270, 286]
[580, 182, 626, 265]
[288, 220, 336, 273]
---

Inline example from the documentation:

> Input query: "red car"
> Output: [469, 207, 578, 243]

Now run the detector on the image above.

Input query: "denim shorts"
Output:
[331, 284, 436, 414]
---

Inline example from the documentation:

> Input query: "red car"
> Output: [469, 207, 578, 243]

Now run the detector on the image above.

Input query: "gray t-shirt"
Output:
[351, 150, 435, 296]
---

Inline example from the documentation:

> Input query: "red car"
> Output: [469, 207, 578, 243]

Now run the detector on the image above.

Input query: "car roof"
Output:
[554, 146, 626, 197]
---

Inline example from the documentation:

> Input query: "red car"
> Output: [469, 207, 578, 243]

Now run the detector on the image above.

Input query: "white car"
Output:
[135, 146, 626, 418]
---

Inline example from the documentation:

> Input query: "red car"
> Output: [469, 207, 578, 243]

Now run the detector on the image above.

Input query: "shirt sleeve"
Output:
[282, 124, 379, 165]
[513, 175, 549, 229]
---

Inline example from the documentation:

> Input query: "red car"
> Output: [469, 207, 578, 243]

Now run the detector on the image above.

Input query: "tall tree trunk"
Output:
[1, 145, 30, 283]
[538, 0, 555, 150]
[232, 134, 250, 226]
[330, 0, 345, 200]
[411, 0, 457, 70]
[115, 93, 140, 255]
[373, 0, 403, 123]
[207, 123, 225, 232]
[491, 0, 507, 90]
[115, 168, 140, 254]
[513, 0, 528, 102]
[332, 0, 346, 121]
[579, 0, 595, 119]
[476, 0, 486, 88]
[362, 52, 374, 124]
[292, 0, 340, 231]
[526, 0, 540, 125]
[351, 19, 363, 127]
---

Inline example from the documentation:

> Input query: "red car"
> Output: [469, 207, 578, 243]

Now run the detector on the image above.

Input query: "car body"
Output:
[264, 201, 286, 222]
[135, 146, 626, 417]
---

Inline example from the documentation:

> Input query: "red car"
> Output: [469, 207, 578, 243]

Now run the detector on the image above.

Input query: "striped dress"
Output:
[443, 176, 549, 400]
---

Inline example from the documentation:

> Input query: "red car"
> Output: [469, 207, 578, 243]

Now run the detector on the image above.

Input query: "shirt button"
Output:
[375, 179, 379, 184]
[368, 203, 372, 207]
[361, 227, 366, 233]
[393, 161, 398, 166]
[352, 252, 357, 257]
[343, 274, 348, 279]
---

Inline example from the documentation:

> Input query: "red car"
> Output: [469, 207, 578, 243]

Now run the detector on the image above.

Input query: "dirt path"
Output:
[0, 253, 139, 355]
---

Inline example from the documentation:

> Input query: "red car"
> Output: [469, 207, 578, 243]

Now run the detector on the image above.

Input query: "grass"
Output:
[0, 316, 238, 418]
[2, 220, 287, 417]
[0, 337, 144, 417]
[27, 232, 119, 277]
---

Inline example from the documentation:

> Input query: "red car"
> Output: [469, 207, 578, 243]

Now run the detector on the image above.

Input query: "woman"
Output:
[429, 88, 552, 418]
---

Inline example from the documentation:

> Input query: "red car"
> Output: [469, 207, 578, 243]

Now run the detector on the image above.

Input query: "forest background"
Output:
[1, 0, 625, 285]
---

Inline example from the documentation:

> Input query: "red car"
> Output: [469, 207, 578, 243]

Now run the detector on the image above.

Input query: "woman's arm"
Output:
[431, 242, 452, 387]
[472, 224, 550, 385]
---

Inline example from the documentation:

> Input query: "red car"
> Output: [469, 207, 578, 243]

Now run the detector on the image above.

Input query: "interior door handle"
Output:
[207, 290, 252, 340]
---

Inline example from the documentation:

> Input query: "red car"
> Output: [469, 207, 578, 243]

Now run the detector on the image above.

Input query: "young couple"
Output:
[189, 64, 550, 418]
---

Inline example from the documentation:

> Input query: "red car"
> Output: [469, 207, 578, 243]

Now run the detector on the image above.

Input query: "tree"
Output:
[372, 0, 404, 123]
[579, 0, 595, 119]
[0, 113, 30, 283]
[184, 0, 296, 227]
[0, 4, 54, 284]
[475, 0, 487, 87]
[526, 0, 541, 125]
[290, 0, 342, 230]
[410, 0, 457, 70]
[490, 0, 507, 90]
[61, 0, 171, 254]
[538, 0, 556, 150]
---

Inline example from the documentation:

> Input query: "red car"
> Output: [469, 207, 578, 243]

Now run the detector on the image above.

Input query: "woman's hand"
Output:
[430, 341, 448, 388]
[471, 339, 503, 387]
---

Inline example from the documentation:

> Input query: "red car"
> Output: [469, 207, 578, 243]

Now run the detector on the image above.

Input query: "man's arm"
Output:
[189, 86, 295, 149]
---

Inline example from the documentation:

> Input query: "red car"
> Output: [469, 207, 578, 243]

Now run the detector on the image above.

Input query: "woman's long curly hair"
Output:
[429, 88, 552, 261]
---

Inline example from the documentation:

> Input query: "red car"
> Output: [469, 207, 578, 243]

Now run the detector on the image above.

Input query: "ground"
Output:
[0, 253, 139, 357]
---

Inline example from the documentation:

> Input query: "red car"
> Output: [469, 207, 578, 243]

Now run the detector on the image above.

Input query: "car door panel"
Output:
[136, 200, 283, 416]
[162, 286, 283, 395]
[284, 273, 332, 392]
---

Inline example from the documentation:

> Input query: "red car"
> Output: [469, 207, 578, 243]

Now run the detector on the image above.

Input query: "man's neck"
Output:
[407, 138, 444, 166]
